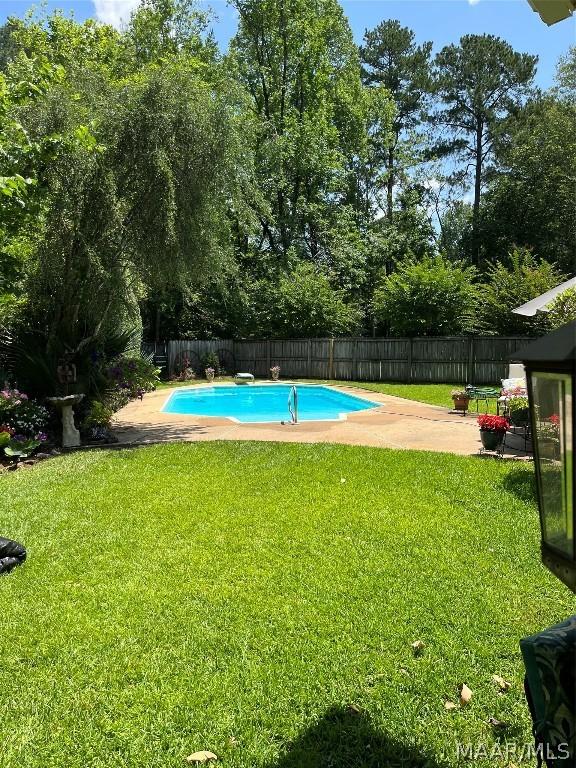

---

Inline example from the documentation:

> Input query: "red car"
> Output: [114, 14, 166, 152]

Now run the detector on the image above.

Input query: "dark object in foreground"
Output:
[0, 537, 27, 574]
[521, 615, 576, 766]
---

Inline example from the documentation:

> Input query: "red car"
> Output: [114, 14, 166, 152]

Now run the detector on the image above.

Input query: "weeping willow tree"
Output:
[0, 0, 244, 393]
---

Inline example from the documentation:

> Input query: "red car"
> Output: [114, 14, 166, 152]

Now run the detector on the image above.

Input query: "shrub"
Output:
[0, 388, 48, 458]
[547, 287, 576, 330]
[273, 263, 362, 338]
[82, 400, 114, 429]
[373, 256, 478, 337]
[477, 248, 565, 335]
[0, 387, 49, 439]
[106, 355, 160, 399]
[201, 351, 220, 375]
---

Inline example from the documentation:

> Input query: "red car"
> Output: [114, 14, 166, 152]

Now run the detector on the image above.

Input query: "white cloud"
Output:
[468, 0, 481, 5]
[93, 0, 141, 28]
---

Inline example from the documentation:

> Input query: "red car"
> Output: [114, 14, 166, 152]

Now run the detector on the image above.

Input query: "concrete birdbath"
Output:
[47, 394, 84, 448]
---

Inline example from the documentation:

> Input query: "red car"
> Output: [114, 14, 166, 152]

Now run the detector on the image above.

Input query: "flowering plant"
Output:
[174, 356, 195, 382]
[0, 388, 49, 444]
[0, 397, 48, 459]
[539, 413, 560, 441]
[477, 414, 509, 433]
[451, 389, 469, 398]
[106, 356, 160, 398]
[205, 367, 215, 380]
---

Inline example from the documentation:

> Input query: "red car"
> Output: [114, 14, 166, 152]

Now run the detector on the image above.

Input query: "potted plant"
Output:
[451, 388, 470, 413]
[478, 413, 509, 451]
[538, 414, 560, 460]
[270, 365, 281, 381]
[508, 396, 530, 426]
[205, 366, 215, 383]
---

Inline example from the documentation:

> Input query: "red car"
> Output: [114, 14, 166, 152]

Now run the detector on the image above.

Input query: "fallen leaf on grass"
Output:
[411, 640, 425, 656]
[347, 703, 362, 716]
[487, 716, 508, 730]
[459, 684, 473, 706]
[186, 751, 218, 763]
[444, 701, 457, 711]
[492, 674, 512, 692]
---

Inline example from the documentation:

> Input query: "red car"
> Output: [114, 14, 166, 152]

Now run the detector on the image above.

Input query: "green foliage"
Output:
[106, 355, 160, 398]
[477, 248, 564, 336]
[0, 387, 49, 440]
[272, 263, 362, 338]
[438, 202, 473, 263]
[201, 351, 220, 374]
[431, 34, 537, 263]
[4, 437, 41, 459]
[479, 95, 576, 273]
[229, 0, 383, 265]
[0, 6, 573, 344]
[373, 255, 478, 337]
[360, 20, 432, 220]
[547, 288, 576, 330]
[82, 400, 114, 429]
[554, 45, 576, 100]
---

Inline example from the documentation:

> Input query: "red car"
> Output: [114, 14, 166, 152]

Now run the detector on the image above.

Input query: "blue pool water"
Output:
[162, 384, 380, 423]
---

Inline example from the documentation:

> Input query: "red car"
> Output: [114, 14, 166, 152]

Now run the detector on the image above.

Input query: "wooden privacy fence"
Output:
[159, 336, 534, 384]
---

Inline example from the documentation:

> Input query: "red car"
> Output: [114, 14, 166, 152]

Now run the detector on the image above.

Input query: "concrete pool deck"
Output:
[112, 383, 531, 458]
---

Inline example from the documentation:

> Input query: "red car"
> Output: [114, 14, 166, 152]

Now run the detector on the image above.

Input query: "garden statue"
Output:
[48, 357, 84, 448]
[47, 394, 84, 448]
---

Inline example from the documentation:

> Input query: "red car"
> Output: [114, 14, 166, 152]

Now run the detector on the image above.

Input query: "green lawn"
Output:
[0, 442, 573, 768]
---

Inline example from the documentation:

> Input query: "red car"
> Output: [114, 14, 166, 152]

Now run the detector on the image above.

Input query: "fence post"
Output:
[307, 339, 312, 378]
[407, 338, 413, 383]
[353, 338, 358, 381]
[328, 338, 334, 380]
[467, 336, 475, 385]
[266, 339, 271, 375]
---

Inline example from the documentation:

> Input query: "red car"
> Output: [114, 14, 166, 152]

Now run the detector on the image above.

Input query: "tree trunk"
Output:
[472, 118, 483, 266]
[386, 146, 394, 221]
[155, 305, 161, 344]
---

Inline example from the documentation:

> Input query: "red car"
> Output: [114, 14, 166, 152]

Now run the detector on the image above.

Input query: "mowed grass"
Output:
[2, 442, 572, 768]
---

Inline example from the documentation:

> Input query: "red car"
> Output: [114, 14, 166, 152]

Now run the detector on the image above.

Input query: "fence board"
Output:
[159, 336, 533, 383]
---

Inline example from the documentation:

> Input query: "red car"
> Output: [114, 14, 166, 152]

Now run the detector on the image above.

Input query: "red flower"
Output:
[548, 413, 560, 425]
[477, 414, 509, 432]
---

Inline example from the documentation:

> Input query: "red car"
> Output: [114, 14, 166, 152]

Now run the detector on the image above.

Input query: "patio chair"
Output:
[499, 373, 528, 417]
[465, 385, 502, 413]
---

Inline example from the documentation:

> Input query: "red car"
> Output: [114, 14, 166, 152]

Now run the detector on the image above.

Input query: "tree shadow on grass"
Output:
[265, 706, 443, 768]
[501, 465, 538, 504]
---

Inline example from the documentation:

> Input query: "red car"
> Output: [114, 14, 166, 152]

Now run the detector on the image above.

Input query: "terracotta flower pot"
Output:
[452, 395, 470, 412]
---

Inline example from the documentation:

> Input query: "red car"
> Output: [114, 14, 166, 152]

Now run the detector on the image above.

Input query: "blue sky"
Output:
[1, 0, 574, 88]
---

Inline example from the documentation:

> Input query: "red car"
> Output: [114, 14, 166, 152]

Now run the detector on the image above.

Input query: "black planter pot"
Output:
[480, 429, 506, 451]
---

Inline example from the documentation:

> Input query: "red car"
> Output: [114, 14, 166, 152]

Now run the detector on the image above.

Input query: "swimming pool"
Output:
[162, 384, 381, 423]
